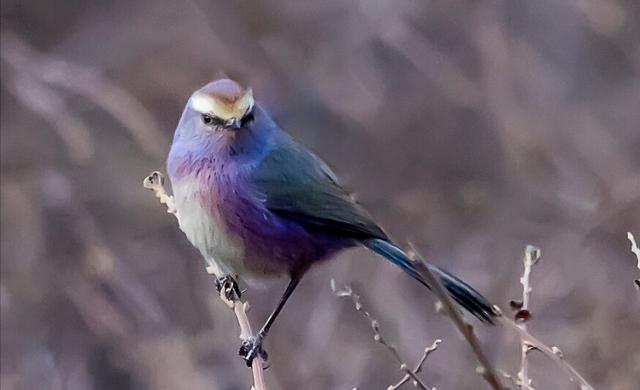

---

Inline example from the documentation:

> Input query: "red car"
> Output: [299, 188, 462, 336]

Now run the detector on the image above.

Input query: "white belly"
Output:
[172, 178, 246, 278]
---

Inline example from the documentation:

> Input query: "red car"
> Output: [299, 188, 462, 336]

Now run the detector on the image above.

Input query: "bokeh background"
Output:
[2, 1, 639, 389]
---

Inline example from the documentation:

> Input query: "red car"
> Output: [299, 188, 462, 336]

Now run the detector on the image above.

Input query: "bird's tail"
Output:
[363, 238, 496, 324]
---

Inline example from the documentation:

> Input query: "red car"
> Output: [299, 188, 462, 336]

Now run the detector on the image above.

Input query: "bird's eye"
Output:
[201, 114, 214, 125]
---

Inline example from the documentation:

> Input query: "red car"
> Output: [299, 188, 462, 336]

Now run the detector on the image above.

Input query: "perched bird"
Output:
[167, 78, 496, 365]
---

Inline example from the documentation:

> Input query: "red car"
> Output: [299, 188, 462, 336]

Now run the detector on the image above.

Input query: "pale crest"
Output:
[190, 89, 254, 121]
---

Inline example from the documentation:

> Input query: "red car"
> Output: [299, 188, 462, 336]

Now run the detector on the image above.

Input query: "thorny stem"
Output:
[144, 171, 266, 390]
[331, 281, 439, 390]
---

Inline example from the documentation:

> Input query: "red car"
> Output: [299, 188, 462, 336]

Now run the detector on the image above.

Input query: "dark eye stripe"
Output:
[201, 114, 225, 126]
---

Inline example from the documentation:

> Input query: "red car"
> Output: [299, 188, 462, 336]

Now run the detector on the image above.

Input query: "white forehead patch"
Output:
[189, 90, 254, 121]
[190, 92, 220, 115]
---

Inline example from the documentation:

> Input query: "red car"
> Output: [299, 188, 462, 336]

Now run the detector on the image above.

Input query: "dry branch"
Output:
[387, 340, 442, 390]
[627, 232, 640, 289]
[499, 245, 595, 390]
[331, 281, 440, 390]
[517, 246, 538, 389]
[498, 318, 594, 390]
[407, 246, 504, 390]
[144, 171, 266, 390]
[509, 245, 541, 390]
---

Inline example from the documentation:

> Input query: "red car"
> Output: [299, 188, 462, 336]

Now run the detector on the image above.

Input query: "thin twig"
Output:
[143, 172, 177, 214]
[217, 281, 267, 390]
[387, 339, 441, 390]
[500, 370, 522, 389]
[407, 245, 504, 390]
[510, 245, 541, 390]
[499, 244, 595, 390]
[331, 281, 439, 390]
[498, 317, 594, 390]
[627, 232, 640, 289]
[144, 171, 266, 390]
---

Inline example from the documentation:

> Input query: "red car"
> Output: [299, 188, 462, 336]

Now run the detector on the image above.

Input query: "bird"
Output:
[167, 78, 497, 366]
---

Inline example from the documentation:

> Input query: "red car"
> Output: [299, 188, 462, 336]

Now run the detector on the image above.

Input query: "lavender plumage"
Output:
[167, 79, 496, 365]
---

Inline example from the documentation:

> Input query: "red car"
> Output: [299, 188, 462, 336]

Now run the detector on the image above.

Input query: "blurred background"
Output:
[2, 0, 639, 389]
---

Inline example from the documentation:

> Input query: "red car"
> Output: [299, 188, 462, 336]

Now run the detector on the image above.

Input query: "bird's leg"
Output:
[239, 276, 301, 366]
[215, 275, 242, 300]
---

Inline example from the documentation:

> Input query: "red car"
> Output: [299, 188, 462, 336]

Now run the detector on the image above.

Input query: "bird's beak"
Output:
[225, 117, 242, 129]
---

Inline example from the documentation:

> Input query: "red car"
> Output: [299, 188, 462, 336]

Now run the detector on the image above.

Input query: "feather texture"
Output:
[251, 137, 388, 241]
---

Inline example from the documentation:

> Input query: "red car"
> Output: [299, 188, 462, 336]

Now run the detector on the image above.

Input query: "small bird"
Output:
[167, 79, 496, 365]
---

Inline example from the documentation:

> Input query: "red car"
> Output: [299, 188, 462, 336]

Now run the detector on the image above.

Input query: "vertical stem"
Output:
[518, 245, 540, 389]
[232, 302, 267, 390]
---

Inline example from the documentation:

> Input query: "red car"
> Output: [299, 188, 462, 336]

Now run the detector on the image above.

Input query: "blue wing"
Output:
[250, 137, 388, 241]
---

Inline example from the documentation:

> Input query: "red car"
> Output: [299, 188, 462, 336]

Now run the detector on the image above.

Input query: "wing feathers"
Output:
[251, 139, 387, 240]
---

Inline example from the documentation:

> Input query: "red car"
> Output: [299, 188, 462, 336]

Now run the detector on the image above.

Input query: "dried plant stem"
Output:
[627, 232, 640, 289]
[407, 247, 504, 390]
[143, 171, 177, 214]
[498, 317, 594, 390]
[516, 246, 541, 390]
[144, 171, 266, 390]
[331, 281, 439, 390]
[387, 339, 441, 390]
[501, 245, 594, 390]
[217, 283, 267, 390]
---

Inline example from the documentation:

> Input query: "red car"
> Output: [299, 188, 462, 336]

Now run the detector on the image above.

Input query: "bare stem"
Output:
[500, 244, 595, 390]
[143, 172, 177, 214]
[627, 232, 640, 289]
[217, 282, 266, 390]
[144, 171, 266, 390]
[331, 281, 439, 390]
[514, 245, 541, 390]
[387, 339, 441, 390]
[499, 244, 594, 390]
[407, 246, 504, 390]
[498, 317, 594, 390]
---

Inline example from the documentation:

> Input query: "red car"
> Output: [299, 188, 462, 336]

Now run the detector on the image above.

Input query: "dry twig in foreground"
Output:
[143, 171, 267, 390]
[498, 245, 594, 390]
[498, 317, 594, 390]
[387, 340, 441, 390]
[331, 281, 440, 390]
[407, 246, 504, 390]
[508, 245, 541, 390]
[627, 232, 640, 289]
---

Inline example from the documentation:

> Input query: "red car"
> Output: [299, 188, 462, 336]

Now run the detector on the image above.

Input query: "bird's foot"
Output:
[239, 335, 268, 367]
[215, 275, 242, 301]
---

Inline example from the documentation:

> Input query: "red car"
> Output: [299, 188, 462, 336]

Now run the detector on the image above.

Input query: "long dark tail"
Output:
[363, 238, 496, 324]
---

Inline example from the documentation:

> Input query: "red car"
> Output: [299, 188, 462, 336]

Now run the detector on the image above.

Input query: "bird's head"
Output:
[184, 78, 255, 133]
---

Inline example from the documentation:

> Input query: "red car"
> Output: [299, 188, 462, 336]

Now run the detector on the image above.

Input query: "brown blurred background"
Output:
[1, 1, 639, 389]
